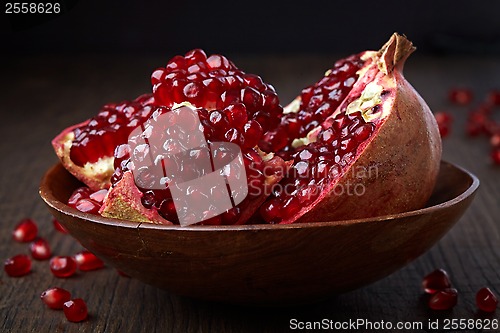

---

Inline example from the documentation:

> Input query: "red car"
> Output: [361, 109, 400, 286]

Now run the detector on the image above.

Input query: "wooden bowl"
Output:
[39, 161, 478, 306]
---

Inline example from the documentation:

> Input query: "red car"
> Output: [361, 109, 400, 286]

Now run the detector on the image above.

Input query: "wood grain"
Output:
[1, 54, 499, 332]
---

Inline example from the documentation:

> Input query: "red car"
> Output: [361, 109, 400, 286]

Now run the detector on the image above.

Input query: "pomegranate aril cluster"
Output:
[68, 186, 107, 214]
[70, 94, 155, 166]
[111, 104, 272, 225]
[260, 108, 375, 224]
[152, 49, 282, 134]
[262, 55, 364, 152]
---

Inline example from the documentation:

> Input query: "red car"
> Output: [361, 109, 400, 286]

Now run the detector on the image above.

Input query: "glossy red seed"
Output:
[74, 250, 104, 271]
[491, 149, 500, 165]
[53, 218, 68, 234]
[259, 198, 281, 223]
[50, 256, 77, 278]
[488, 90, 500, 106]
[63, 298, 88, 322]
[448, 88, 473, 105]
[428, 288, 458, 310]
[68, 187, 92, 207]
[40, 287, 71, 309]
[225, 103, 248, 129]
[476, 287, 498, 312]
[89, 189, 108, 203]
[12, 218, 38, 242]
[30, 238, 52, 260]
[242, 120, 263, 148]
[491, 134, 500, 149]
[4, 254, 31, 277]
[75, 199, 101, 214]
[435, 112, 452, 124]
[422, 269, 451, 294]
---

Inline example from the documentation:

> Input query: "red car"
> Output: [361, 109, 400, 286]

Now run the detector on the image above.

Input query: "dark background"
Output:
[2, 0, 500, 57]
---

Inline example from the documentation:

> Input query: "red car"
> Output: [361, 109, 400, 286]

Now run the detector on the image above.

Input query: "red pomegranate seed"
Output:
[50, 256, 77, 278]
[89, 189, 108, 203]
[491, 133, 500, 149]
[488, 90, 500, 106]
[53, 218, 68, 234]
[63, 298, 88, 322]
[30, 237, 52, 260]
[74, 250, 104, 271]
[12, 218, 38, 242]
[4, 254, 31, 277]
[491, 149, 500, 165]
[68, 187, 92, 207]
[75, 198, 101, 214]
[428, 288, 458, 310]
[434, 112, 452, 138]
[422, 269, 451, 294]
[40, 287, 71, 309]
[448, 88, 473, 105]
[476, 287, 498, 312]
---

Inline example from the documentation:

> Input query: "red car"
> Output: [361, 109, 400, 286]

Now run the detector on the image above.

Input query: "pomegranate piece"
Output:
[259, 33, 441, 224]
[53, 218, 68, 234]
[448, 88, 473, 105]
[4, 254, 31, 277]
[428, 288, 458, 310]
[52, 94, 156, 191]
[50, 256, 77, 278]
[40, 287, 71, 310]
[12, 218, 38, 242]
[74, 250, 104, 271]
[63, 298, 88, 322]
[476, 287, 498, 312]
[434, 112, 452, 138]
[422, 269, 451, 294]
[29, 237, 52, 260]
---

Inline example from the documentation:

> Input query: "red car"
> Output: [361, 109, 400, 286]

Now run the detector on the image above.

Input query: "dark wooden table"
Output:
[1, 53, 499, 333]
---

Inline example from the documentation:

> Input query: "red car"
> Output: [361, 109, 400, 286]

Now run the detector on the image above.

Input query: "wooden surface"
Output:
[1, 53, 499, 332]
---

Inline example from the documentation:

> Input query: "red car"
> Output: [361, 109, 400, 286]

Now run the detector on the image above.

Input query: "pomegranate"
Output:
[422, 269, 451, 294]
[12, 218, 38, 242]
[63, 299, 88, 322]
[52, 94, 156, 191]
[74, 250, 105, 271]
[50, 256, 77, 278]
[30, 237, 52, 260]
[4, 254, 31, 277]
[434, 112, 452, 138]
[54, 33, 441, 225]
[258, 33, 441, 223]
[476, 287, 498, 312]
[40, 287, 71, 310]
[448, 88, 473, 105]
[428, 288, 458, 310]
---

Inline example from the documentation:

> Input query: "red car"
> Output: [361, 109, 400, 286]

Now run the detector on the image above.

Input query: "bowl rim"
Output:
[40, 160, 479, 231]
